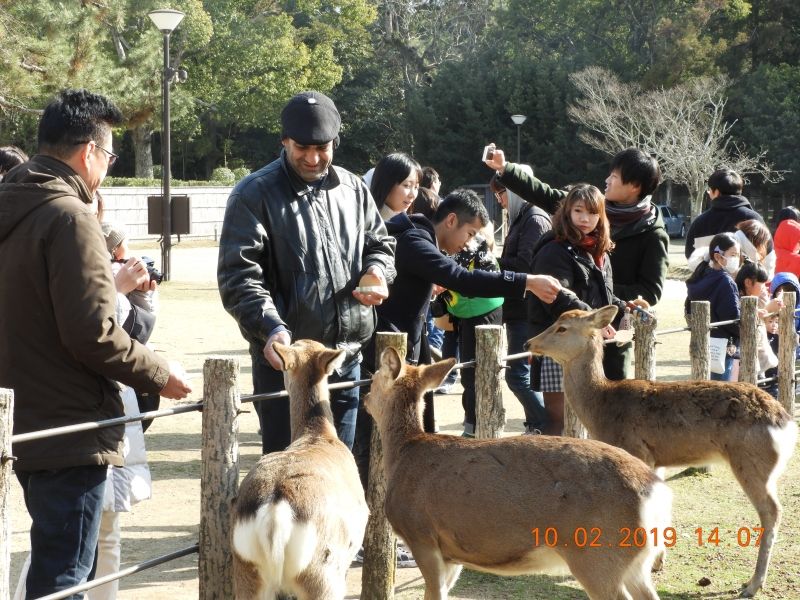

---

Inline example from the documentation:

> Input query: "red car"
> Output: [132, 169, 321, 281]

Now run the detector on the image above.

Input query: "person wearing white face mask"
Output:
[685, 231, 742, 381]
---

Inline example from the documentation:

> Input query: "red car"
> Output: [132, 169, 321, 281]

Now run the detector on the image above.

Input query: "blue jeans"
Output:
[252, 357, 360, 453]
[16, 465, 107, 599]
[426, 307, 444, 351]
[505, 320, 548, 431]
[710, 354, 735, 381]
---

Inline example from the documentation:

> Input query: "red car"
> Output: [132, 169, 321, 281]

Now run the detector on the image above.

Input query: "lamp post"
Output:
[148, 8, 185, 282]
[510, 114, 527, 163]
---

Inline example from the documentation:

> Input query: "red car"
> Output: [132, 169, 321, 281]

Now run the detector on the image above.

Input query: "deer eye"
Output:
[556, 326, 566, 333]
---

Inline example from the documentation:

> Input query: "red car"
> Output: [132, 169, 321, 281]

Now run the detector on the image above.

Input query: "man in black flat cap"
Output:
[217, 90, 396, 454]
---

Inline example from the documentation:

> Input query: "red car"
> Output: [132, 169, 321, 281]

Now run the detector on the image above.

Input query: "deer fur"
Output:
[365, 347, 673, 600]
[526, 305, 798, 598]
[231, 340, 369, 600]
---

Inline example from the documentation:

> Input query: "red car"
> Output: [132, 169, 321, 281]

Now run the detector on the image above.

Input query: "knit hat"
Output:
[280, 91, 341, 146]
[101, 221, 127, 256]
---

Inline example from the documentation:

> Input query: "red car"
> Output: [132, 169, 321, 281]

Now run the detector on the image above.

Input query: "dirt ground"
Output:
[8, 239, 796, 599]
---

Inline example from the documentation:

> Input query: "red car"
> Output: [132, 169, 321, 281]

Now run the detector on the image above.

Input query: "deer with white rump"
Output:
[525, 306, 798, 598]
[231, 340, 369, 599]
[366, 347, 673, 600]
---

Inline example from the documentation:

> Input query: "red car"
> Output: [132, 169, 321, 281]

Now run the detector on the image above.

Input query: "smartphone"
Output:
[481, 145, 495, 161]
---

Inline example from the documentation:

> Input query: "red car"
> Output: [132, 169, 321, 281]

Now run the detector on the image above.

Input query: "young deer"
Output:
[231, 340, 368, 600]
[526, 306, 798, 598]
[366, 347, 673, 600]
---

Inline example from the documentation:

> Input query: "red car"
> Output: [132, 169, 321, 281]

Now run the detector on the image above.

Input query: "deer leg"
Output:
[623, 550, 661, 600]
[232, 555, 265, 600]
[442, 561, 463, 591]
[728, 453, 782, 598]
[411, 544, 451, 600]
[565, 552, 634, 600]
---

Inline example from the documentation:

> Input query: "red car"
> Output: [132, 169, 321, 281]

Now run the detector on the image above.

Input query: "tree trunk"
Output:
[361, 332, 405, 600]
[689, 179, 706, 220]
[199, 357, 240, 600]
[0, 388, 13, 600]
[132, 124, 154, 179]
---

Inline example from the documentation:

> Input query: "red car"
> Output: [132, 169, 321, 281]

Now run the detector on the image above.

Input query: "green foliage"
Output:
[210, 166, 236, 183]
[232, 167, 251, 181]
[103, 176, 229, 187]
[726, 63, 800, 192]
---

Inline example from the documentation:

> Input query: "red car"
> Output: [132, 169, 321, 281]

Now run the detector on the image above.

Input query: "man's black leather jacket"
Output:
[217, 151, 396, 364]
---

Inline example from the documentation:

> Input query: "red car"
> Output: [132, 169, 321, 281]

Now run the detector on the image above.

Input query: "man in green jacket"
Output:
[0, 89, 192, 598]
[485, 146, 669, 379]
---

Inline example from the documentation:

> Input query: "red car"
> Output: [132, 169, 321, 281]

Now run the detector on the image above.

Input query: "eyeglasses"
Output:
[93, 142, 118, 167]
[74, 140, 118, 167]
[494, 190, 507, 201]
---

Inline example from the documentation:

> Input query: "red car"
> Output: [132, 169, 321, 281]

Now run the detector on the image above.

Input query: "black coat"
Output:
[684, 194, 764, 258]
[528, 232, 625, 336]
[367, 212, 527, 368]
[217, 150, 396, 365]
[499, 204, 551, 321]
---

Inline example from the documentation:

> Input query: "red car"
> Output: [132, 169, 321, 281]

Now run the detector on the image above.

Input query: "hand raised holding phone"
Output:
[482, 143, 508, 173]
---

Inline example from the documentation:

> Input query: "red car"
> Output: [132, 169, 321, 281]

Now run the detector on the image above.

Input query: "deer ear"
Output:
[590, 305, 619, 329]
[272, 342, 296, 372]
[379, 347, 403, 380]
[421, 358, 457, 392]
[323, 349, 347, 375]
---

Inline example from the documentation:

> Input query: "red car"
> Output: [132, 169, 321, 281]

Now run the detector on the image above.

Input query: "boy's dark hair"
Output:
[421, 166, 440, 190]
[708, 168, 744, 196]
[37, 89, 123, 158]
[773, 206, 800, 232]
[370, 152, 422, 210]
[489, 173, 505, 194]
[735, 261, 768, 294]
[433, 188, 489, 227]
[610, 148, 661, 199]
[412, 187, 439, 220]
[0, 145, 28, 175]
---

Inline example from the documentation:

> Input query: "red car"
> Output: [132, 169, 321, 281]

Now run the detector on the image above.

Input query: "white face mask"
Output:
[721, 256, 739, 275]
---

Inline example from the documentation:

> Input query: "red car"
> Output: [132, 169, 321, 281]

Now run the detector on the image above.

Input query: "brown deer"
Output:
[231, 340, 369, 599]
[525, 305, 798, 598]
[365, 347, 673, 600]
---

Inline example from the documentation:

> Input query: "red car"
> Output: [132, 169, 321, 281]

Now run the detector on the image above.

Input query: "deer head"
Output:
[525, 305, 617, 363]
[364, 346, 455, 430]
[273, 339, 346, 382]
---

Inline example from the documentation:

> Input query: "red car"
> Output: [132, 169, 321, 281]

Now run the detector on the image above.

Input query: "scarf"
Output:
[605, 196, 652, 228]
[576, 231, 604, 267]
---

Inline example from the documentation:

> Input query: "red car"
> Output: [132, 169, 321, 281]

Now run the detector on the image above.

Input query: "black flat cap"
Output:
[280, 91, 341, 146]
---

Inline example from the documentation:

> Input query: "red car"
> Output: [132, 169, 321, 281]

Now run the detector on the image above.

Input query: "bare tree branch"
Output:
[568, 66, 785, 218]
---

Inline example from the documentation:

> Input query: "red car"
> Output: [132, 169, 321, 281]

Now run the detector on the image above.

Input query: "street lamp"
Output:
[510, 114, 527, 163]
[148, 8, 185, 282]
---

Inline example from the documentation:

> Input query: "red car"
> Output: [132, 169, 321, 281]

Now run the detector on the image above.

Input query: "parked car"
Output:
[656, 204, 688, 238]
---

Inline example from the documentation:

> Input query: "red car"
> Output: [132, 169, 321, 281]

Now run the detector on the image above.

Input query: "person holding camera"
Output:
[484, 145, 668, 380]
[0, 89, 192, 599]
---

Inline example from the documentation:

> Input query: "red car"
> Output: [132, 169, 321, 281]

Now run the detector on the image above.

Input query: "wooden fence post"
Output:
[0, 389, 13, 600]
[361, 332, 406, 600]
[199, 357, 240, 600]
[688, 301, 711, 380]
[778, 292, 797, 415]
[475, 325, 505, 439]
[633, 310, 658, 381]
[738, 296, 759, 385]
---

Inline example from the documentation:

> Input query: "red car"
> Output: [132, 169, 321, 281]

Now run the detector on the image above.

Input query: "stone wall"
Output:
[99, 185, 233, 240]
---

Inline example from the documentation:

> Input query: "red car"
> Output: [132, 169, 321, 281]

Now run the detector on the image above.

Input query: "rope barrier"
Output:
[33, 544, 199, 600]
[4, 312, 787, 445]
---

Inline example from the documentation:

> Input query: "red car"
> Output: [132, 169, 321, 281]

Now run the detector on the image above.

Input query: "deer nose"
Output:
[523, 339, 532, 352]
